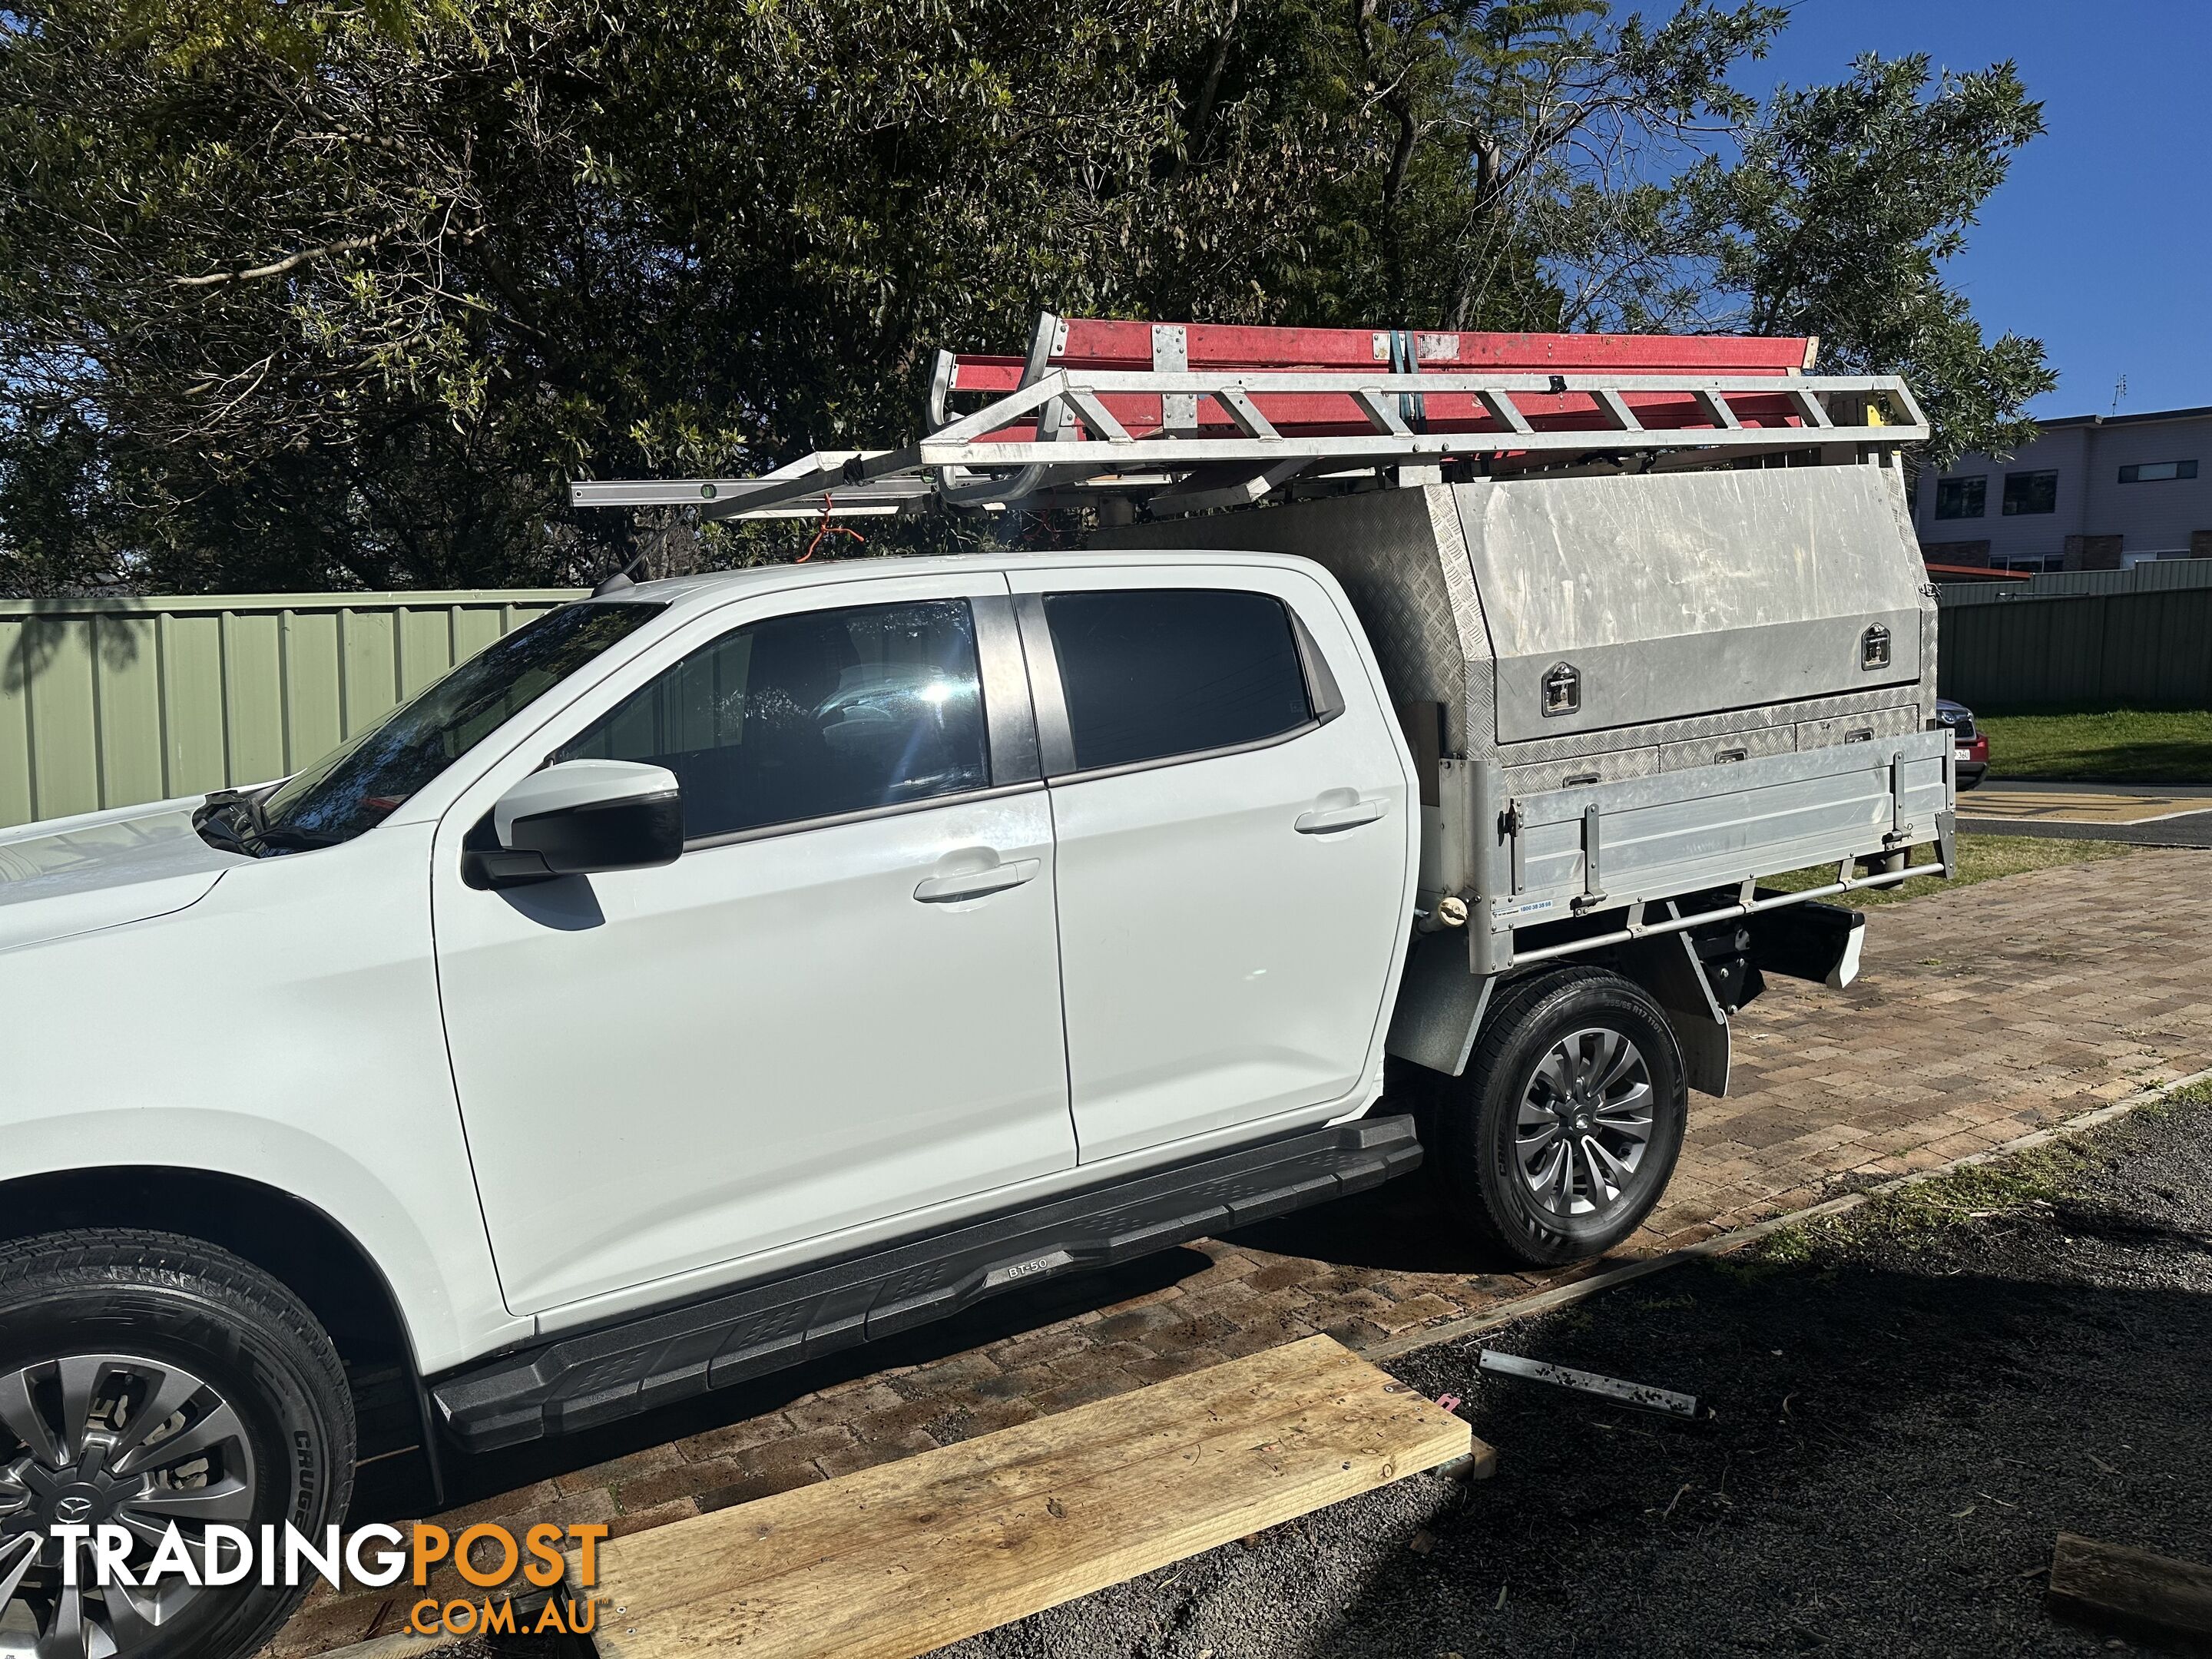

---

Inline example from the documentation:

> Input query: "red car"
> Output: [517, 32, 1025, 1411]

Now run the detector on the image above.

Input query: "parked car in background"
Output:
[1938, 698, 1989, 790]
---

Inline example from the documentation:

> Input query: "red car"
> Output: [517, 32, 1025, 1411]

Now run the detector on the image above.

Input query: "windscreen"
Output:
[255, 602, 665, 848]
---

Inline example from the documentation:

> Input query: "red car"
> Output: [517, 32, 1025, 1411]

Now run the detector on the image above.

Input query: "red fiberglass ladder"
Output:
[571, 313, 1926, 523]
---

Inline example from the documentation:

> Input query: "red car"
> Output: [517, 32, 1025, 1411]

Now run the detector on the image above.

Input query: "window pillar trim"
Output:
[972, 593, 1042, 786]
[1012, 593, 1080, 779]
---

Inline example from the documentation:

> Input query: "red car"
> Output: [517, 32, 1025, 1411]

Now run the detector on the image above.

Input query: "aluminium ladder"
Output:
[571, 313, 1927, 524]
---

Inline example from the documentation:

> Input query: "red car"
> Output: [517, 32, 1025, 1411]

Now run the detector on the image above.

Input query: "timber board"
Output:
[580, 1334, 1475, 1658]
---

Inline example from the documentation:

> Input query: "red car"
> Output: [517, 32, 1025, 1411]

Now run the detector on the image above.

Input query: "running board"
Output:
[432, 1116, 1421, 1451]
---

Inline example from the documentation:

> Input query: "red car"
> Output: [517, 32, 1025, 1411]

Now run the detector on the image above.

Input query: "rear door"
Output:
[1007, 561, 1415, 1163]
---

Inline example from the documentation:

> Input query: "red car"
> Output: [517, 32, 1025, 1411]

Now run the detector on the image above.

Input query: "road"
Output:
[1959, 780, 2212, 846]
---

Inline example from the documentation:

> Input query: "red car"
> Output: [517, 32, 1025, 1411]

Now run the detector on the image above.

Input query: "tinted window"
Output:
[2002, 469, 2058, 515]
[2118, 459, 2197, 483]
[1044, 589, 1313, 773]
[557, 599, 988, 840]
[1932, 476, 1985, 520]
[255, 602, 664, 849]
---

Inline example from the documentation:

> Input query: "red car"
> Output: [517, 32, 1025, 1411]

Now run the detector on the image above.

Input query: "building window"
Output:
[1933, 476, 1986, 519]
[2118, 460, 2198, 483]
[2002, 470, 2058, 515]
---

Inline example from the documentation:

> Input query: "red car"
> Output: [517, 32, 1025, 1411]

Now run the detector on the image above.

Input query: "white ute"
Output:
[0, 315, 1955, 1659]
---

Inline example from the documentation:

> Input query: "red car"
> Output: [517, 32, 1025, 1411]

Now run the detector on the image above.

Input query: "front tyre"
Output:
[1435, 967, 1688, 1267]
[0, 1230, 356, 1659]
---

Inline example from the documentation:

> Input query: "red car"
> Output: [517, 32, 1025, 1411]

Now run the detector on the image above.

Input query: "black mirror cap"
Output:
[462, 789, 683, 889]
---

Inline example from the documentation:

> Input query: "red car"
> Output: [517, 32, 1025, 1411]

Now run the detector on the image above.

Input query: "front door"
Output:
[432, 575, 1075, 1315]
[1008, 565, 1415, 1164]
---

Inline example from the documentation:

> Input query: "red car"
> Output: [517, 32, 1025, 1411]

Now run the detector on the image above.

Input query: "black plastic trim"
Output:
[1290, 609, 1346, 725]
[431, 1115, 1421, 1450]
[1745, 896, 1865, 985]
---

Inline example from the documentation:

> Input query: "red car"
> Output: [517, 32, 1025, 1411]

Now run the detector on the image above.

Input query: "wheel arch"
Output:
[0, 1166, 425, 1457]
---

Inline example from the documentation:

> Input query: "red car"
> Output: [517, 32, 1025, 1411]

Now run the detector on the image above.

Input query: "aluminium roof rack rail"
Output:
[571, 312, 1927, 524]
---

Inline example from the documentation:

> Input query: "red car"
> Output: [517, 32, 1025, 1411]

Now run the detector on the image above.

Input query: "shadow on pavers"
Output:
[1224, 1174, 1528, 1277]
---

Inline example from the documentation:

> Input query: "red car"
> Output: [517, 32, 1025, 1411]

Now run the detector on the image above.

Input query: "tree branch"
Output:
[173, 233, 387, 288]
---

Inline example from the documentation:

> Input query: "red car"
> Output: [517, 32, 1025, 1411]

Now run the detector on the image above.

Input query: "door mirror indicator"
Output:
[465, 760, 684, 888]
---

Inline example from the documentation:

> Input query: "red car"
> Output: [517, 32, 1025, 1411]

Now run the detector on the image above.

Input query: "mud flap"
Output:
[1385, 929, 1496, 1076]
[1618, 929, 1730, 1098]
[1747, 900, 1868, 991]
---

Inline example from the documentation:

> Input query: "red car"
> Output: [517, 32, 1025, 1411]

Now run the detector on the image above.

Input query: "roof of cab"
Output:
[596, 548, 1333, 618]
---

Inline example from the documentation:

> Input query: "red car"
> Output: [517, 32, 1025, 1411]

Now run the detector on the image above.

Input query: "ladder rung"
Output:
[1353, 389, 1410, 436]
[1214, 386, 1280, 441]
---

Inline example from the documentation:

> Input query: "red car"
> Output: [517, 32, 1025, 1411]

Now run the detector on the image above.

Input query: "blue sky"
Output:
[1720, 0, 2208, 419]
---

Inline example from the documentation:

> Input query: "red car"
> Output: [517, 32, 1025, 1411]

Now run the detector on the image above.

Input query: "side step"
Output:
[432, 1116, 1421, 1450]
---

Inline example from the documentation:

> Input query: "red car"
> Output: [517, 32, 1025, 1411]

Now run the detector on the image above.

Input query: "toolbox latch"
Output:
[1541, 661, 1582, 717]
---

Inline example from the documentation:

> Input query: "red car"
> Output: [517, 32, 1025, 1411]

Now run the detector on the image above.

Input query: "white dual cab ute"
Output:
[0, 317, 1955, 1659]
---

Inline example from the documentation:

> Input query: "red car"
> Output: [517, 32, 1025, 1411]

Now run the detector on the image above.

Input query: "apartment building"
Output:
[1914, 404, 2212, 573]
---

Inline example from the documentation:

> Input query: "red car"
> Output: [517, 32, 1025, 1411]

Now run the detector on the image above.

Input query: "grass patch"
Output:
[1762, 833, 2131, 906]
[1756, 1077, 2212, 1263]
[1976, 707, 2212, 786]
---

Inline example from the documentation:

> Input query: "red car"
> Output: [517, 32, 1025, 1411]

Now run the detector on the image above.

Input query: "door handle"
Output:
[1295, 797, 1388, 835]
[913, 859, 1040, 903]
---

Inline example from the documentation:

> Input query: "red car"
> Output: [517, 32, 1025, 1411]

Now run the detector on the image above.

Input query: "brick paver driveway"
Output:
[271, 846, 2212, 1654]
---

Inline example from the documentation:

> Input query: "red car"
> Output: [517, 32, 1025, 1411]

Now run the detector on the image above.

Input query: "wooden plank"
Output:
[583, 1336, 1472, 1659]
[2048, 1532, 2212, 1654]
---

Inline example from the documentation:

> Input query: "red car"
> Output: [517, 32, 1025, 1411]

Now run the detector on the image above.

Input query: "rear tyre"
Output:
[0, 1229, 356, 1659]
[1432, 967, 1687, 1267]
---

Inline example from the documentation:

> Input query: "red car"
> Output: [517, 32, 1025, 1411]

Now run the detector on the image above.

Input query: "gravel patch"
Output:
[945, 1089, 2212, 1658]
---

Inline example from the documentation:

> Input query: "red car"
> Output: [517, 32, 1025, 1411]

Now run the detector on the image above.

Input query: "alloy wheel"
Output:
[1514, 1025, 1657, 1219]
[0, 1355, 258, 1659]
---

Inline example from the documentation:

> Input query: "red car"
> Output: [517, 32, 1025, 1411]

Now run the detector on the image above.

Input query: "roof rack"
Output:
[571, 313, 1927, 523]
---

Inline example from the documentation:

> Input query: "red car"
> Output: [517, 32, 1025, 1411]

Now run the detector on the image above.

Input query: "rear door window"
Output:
[557, 599, 988, 840]
[1043, 588, 1313, 773]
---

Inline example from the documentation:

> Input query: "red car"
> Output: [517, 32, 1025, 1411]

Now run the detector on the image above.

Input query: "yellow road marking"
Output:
[1962, 790, 2207, 824]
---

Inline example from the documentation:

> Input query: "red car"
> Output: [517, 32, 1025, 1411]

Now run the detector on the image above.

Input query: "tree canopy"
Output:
[0, 0, 2051, 593]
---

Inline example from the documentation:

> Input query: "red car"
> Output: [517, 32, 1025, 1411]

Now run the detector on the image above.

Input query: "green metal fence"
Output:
[11, 582, 2207, 829]
[1938, 588, 2212, 710]
[0, 591, 581, 830]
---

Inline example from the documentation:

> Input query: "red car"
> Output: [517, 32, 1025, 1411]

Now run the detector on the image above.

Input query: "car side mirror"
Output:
[463, 760, 683, 889]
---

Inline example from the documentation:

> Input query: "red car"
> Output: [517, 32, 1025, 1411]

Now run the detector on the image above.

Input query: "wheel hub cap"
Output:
[1515, 1025, 1657, 1220]
[0, 1355, 258, 1658]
